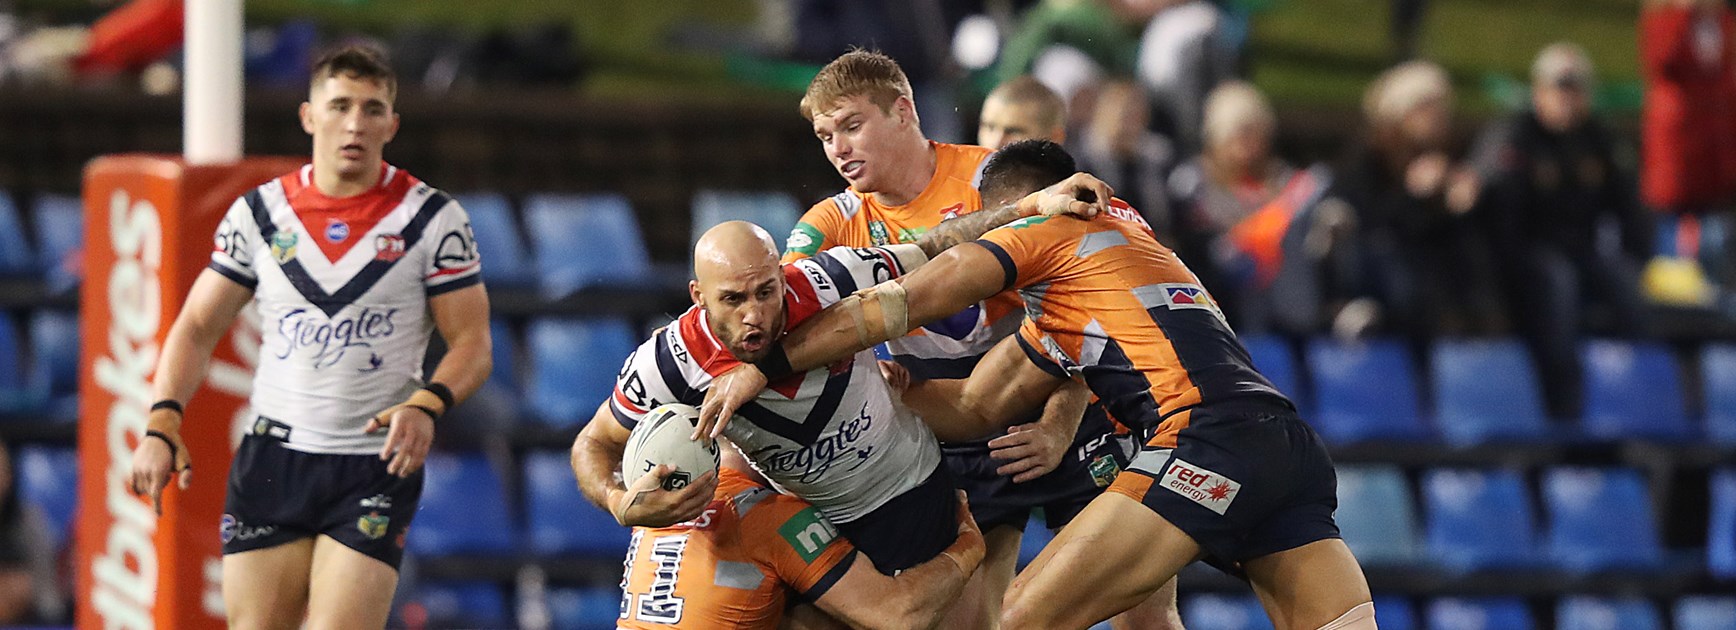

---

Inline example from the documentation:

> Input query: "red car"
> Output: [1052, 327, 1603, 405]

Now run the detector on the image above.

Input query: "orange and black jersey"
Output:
[974, 199, 1293, 449]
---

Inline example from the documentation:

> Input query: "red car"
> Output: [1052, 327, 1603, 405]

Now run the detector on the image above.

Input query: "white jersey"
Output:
[208, 164, 482, 454]
[609, 245, 940, 524]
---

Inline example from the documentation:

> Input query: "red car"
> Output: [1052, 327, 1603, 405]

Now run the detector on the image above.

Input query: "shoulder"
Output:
[806, 189, 864, 223]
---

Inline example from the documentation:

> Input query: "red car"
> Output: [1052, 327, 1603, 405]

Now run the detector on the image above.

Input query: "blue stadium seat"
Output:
[26, 310, 78, 417]
[1431, 338, 1550, 446]
[487, 318, 521, 397]
[1710, 468, 1736, 580]
[691, 189, 802, 251]
[1703, 344, 1736, 445]
[408, 452, 516, 556]
[1542, 467, 1661, 573]
[1182, 593, 1272, 630]
[1556, 596, 1662, 630]
[1421, 468, 1538, 572]
[1580, 340, 1693, 441]
[1307, 339, 1430, 443]
[526, 318, 638, 427]
[1241, 335, 1302, 409]
[0, 191, 33, 274]
[0, 316, 23, 409]
[549, 587, 624, 630]
[524, 450, 632, 557]
[454, 193, 534, 288]
[31, 193, 83, 293]
[1425, 597, 1534, 630]
[1335, 465, 1420, 566]
[1017, 512, 1054, 569]
[1675, 596, 1736, 630]
[524, 193, 652, 298]
[15, 445, 77, 554]
[1373, 596, 1418, 630]
[403, 580, 510, 629]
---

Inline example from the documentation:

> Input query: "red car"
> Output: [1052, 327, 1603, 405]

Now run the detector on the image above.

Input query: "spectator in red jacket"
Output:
[1641, 0, 1736, 286]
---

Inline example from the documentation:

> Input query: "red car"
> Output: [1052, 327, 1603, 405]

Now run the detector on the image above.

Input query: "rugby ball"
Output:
[622, 403, 721, 491]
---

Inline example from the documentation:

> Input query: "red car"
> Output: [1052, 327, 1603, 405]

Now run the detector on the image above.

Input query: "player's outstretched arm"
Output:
[571, 402, 716, 527]
[813, 491, 986, 630]
[129, 268, 254, 514]
[912, 171, 1114, 259]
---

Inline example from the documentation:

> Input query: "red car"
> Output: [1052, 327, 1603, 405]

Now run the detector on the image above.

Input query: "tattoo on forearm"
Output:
[916, 202, 1024, 258]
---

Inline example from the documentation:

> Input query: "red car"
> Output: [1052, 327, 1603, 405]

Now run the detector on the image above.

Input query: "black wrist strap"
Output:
[754, 343, 795, 381]
[144, 430, 178, 462]
[423, 382, 456, 411]
[151, 400, 183, 415]
[407, 404, 441, 421]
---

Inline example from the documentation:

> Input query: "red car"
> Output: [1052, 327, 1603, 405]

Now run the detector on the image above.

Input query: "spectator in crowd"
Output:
[1167, 80, 1348, 336]
[1130, 0, 1240, 154]
[993, 0, 1140, 89]
[1073, 78, 1177, 238]
[1472, 43, 1652, 419]
[0, 439, 56, 624]
[1332, 59, 1505, 341]
[1640, 0, 1736, 295]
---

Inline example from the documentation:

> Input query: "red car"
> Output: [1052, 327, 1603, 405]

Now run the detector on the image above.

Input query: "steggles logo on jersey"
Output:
[276, 306, 399, 369]
[325, 219, 349, 243]
[749, 401, 877, 484]
[270, 229, 299, 263]
[374, 234, 407, 262]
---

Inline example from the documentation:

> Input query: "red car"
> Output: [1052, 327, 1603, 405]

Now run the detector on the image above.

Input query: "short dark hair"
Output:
[310, 45, 397, 100]
[979, 139, 1076, 207]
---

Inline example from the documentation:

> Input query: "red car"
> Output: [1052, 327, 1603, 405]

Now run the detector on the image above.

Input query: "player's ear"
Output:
[689, 280, 703, 306]
[385, 111, 401, 143]
[299, 102, 314, 135]
[1052, 126, 1068, 145]
[894, 95, 919, 127]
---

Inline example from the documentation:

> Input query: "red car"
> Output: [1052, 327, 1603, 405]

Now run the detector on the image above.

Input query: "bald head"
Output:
[694, 221, 780, 281]
[691, 221, 786, 361]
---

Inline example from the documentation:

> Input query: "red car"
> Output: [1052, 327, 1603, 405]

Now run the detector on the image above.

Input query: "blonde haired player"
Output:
[792, 52, 1181, 629]
[127, 46, 493, 629]
[978, 75, 1068, 151]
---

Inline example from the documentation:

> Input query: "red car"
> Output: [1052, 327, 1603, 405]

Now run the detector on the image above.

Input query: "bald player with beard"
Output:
[572, 178, 1107, 581]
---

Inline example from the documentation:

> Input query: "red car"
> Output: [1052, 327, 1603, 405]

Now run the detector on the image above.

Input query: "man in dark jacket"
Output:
[1472, 42, 1653, 418]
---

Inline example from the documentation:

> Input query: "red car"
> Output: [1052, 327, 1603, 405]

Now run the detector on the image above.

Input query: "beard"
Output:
[706, 307, 787, 363]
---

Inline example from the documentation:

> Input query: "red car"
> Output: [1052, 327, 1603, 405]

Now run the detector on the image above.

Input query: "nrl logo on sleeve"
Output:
[1158, 458, 1241, 515]
[270, 229, 299, 263]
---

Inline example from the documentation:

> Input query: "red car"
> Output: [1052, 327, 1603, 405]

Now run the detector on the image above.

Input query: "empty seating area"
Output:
[2, 185, 1734, 628]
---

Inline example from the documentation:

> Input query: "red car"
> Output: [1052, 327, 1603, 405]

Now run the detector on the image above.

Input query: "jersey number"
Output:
[619, 533, 689, 624]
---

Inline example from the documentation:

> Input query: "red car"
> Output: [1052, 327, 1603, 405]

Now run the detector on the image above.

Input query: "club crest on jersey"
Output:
[1158, 458, 1242, 515]
[374, 234, 407, 262]
[269, 230, 299, 263]
[868, 220, 891, 245]
[358, 511, 390, 540]
[1157, 283, 1222, 313]
[325, 219, 350, 243]
[1089, 454, 1122, 488]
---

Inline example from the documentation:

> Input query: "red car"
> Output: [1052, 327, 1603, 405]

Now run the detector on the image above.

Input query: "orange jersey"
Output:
[975, 200, 1292, 448]
[783, 141, 992, 259]
[784, 141, 1024, 379]
[617, 469, 857, 629]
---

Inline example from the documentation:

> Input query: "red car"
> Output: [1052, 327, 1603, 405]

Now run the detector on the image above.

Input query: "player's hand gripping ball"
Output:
[623, 403, 722, 491]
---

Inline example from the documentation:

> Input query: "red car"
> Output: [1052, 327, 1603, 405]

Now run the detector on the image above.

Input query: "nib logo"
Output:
[1158, 458, 1242, 515]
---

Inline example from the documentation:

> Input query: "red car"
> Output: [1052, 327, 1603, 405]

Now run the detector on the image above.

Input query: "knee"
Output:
[999, 579, 1048, 629]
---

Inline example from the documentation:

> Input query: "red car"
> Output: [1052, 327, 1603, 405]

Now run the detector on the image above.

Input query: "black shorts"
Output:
[1106, 405, 1340, 566]
[834, 466, 957, 574]
[222, 422, 424, 570]
[945, 403, 1137, 532]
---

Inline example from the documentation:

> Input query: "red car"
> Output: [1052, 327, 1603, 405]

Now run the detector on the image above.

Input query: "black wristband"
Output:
[754, 343, 795, 381]
[407, 405, 441, 421]
[151, 400, 184, 414]
[423, 382, 456, 411]
[144, 429, 178, 462]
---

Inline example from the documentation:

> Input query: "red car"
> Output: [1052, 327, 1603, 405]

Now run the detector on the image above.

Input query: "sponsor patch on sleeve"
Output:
[1157, 457, 1242, 515]
[787, 223, 823, 257]
[777, 506, 840, 563]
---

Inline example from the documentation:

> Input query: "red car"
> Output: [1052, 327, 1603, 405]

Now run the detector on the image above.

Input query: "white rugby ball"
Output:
[622, 403, 721, 491]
